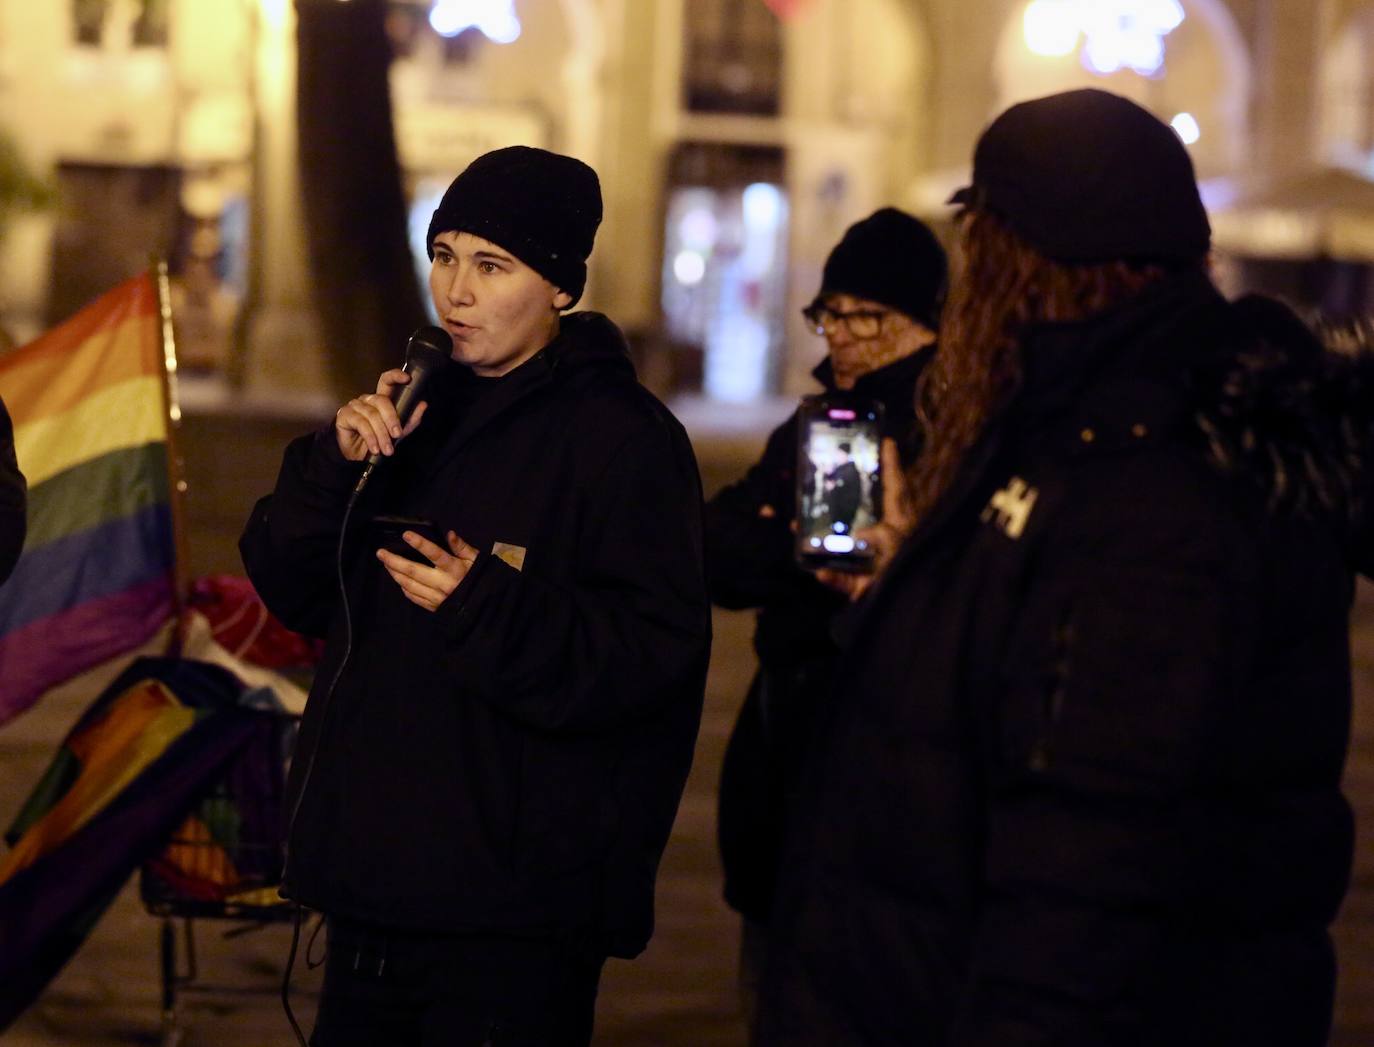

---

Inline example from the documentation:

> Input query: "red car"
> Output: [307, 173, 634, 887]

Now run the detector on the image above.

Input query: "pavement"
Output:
[1, 397, 1371, 1045]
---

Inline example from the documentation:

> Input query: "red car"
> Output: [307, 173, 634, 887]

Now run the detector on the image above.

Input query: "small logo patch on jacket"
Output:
[981, 478, 1039, 540]
[491, 542, 527, 571]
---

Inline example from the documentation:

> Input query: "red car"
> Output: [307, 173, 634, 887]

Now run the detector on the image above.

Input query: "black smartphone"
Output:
[370, 514, 447, 565]
[795, 397, 884, 572]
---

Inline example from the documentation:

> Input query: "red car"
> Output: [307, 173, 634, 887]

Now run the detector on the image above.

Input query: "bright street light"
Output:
[1024, 0, 1080, 57]
[1023, 0, 1186, 77]
[1171, 112, 1201, 144]
[429, 0, 523, 45]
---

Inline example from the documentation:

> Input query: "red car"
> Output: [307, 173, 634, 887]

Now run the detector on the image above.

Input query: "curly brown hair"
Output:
[905, 209, 1182, 523]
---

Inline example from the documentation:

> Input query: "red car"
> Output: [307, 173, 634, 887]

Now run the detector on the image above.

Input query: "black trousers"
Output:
[310, 918, 606, 1047]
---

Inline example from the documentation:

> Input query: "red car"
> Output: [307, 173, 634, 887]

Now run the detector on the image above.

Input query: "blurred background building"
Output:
[3, 7, 1374, 1043]
[0, 0, 1369, 405]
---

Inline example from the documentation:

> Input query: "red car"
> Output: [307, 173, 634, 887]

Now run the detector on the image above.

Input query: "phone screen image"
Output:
[796, 400, 883, 570]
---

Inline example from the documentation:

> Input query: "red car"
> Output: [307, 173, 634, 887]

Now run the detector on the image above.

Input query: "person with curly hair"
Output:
[758, 89, 1366, 1047]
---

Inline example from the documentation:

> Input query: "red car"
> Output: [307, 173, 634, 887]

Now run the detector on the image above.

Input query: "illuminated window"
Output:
[71, 0, 170, 49]
[683, 0, 783, 115]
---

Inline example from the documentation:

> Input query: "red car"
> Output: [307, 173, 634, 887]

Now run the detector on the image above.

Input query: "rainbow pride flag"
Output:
[0, 657, 275, 1032]
[0, 274, 176, 725]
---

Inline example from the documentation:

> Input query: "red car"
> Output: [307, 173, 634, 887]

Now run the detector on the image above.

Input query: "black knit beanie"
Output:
[426, 145, 603, 308]
[809, 208, 947, 329]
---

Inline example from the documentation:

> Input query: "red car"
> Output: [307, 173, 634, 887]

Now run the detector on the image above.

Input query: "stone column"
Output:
[1248, 0, 1325, 178]
[923, 0, 1005, 171]
[234, 0, 329, 403]
[588, 0, 670, 333]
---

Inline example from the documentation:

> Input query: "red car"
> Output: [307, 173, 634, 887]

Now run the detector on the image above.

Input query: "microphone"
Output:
[354, 325, 453, 494]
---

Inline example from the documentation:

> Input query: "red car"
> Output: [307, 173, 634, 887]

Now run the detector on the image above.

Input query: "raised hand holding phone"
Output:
[794, 396, 885, 572]
[815, 437, 912, 601]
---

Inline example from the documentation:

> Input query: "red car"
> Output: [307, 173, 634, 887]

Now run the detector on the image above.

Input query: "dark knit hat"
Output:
[949, 88, 1210, 264]
[426, 145, 602, 308]
[808, 208, 947, 328]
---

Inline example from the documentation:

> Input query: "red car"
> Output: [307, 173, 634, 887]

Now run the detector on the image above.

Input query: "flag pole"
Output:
[152, 258, 191, 656]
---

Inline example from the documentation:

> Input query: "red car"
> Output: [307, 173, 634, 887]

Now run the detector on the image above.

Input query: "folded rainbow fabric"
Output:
[0, 657, 276, 1032]
[0, 274, 175, 724]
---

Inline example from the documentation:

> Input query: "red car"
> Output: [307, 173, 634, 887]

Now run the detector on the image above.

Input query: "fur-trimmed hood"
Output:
[1018, 269, 1374, 576]
[1192, 295, 1374, 573]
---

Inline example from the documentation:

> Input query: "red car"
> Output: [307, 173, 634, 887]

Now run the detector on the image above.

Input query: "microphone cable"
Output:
[281, 472, 369, 1045]
[275, 325, 449, 1040]
[282, 903, 328, 1046]
[282, 903, 307, 1046]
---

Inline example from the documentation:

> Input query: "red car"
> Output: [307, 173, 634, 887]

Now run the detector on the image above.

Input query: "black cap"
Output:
[949, 89, 1210, 264]
[427, 145, 602, 308]
[808, 208, 947, 328]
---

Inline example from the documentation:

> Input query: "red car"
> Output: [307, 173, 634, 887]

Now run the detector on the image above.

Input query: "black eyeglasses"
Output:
[802, 305, 888, 339]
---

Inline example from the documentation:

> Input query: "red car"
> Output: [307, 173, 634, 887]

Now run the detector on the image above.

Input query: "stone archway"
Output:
[991, 0, 1252, 175]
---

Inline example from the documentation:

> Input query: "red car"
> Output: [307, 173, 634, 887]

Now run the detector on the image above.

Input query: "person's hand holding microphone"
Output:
[334, 368, 429, 462]
[333, 326, 480, 611]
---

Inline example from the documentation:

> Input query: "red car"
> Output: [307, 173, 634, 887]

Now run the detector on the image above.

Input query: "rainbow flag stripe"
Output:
[0, 275, 174, 724]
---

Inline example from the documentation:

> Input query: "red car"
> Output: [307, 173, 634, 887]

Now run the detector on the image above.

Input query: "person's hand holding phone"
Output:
[376, 527, 479, 612]
[816, 437, 912, 601]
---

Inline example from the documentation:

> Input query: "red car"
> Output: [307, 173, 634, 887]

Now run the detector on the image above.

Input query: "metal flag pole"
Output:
[152, 256, 192, 656]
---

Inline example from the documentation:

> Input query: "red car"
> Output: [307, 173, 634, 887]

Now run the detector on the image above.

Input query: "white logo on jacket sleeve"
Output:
[491, 542, 527, 571]
[981, 478, 1039, 540]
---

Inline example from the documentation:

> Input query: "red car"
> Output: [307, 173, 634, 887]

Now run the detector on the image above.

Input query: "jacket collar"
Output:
[418, 311, 634, 473]
[1013, 267, 1226, 429]
[810, 343, 935, 402]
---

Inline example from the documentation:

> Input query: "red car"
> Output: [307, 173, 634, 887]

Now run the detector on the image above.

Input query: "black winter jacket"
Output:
[758, 272, 1363, 1045]
[707, 351, 930, 923]
[240, 313, 710, 957]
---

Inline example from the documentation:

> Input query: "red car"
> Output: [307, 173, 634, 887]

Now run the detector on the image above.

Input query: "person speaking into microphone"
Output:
[239, 146, 710, 1047]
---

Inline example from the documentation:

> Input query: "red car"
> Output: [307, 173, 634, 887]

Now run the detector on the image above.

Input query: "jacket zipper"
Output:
[1029, 612, 1074, 772]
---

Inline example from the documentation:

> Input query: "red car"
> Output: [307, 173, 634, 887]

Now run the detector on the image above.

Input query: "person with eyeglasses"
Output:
[703, 207, 946, 1031]
[758, 89, 1367, 1047]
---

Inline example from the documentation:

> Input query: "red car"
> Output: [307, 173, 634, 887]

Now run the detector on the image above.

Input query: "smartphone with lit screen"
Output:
[795, 397, 883, 572]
